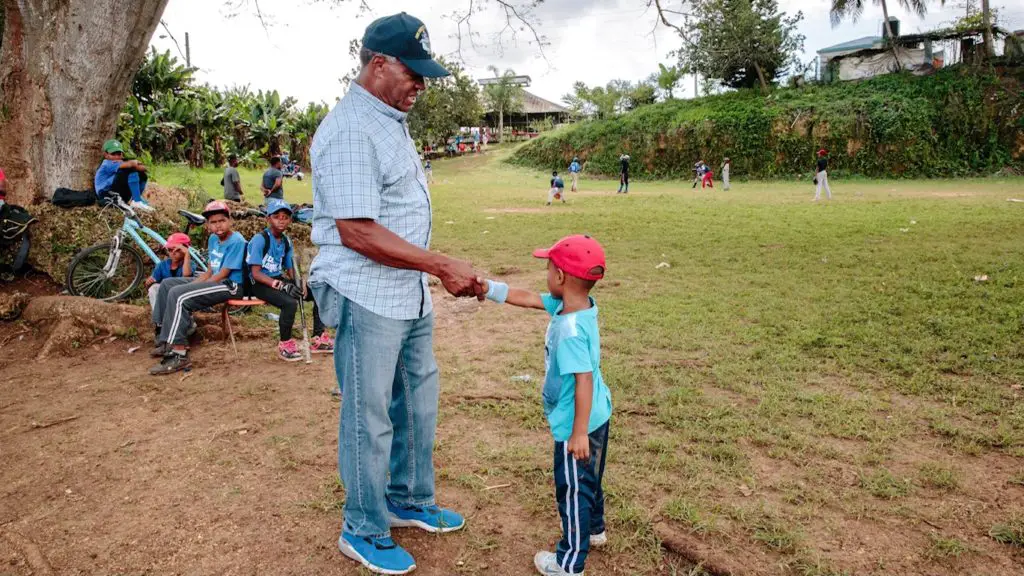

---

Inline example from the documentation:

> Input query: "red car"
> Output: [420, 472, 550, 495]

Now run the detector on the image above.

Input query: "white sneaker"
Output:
[589, 531, 607, 547]
[130, 200, 155, 212]
[534, 551, 579, 576]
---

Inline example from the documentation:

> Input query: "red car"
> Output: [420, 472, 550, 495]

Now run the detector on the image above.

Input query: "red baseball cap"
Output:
[165, 232, 191, 248]
[817, 149, 828, 156]
[201, 200, 230, 218]
[533, 235, 606, 281]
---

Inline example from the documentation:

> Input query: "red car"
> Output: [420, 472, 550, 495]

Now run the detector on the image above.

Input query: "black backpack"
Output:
[0, 203, 38, 273]
[242, 230, 292, 297]
[51, 187, 96, 208]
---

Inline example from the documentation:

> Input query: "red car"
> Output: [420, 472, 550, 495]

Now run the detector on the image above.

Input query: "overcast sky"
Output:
[153, 0, 1023, 106]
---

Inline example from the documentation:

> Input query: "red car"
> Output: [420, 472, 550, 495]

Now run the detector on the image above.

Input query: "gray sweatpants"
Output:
[154, 277, 239, 345]
[722, 167, 730, 190]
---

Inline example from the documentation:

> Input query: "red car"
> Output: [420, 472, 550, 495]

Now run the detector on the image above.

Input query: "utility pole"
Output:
[185, 32, 191, 68]
[981, 0, 995, 59]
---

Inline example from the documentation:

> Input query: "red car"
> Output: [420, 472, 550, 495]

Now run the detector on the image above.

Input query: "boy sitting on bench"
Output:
[247, 199, 334, 361]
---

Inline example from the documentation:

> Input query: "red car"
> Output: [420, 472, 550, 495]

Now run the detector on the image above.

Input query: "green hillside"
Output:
[511, 68, 1024, 179]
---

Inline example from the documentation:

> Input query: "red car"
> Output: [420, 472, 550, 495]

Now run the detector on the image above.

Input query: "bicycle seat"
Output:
[178, 209, 206, 226]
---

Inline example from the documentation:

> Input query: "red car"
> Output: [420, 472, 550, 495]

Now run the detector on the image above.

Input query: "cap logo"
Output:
[415, 25, 431, 53]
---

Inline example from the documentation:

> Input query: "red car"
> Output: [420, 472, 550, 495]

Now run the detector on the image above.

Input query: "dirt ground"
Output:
[2, 276, 1023, 575]
[0, 283, 625, 576]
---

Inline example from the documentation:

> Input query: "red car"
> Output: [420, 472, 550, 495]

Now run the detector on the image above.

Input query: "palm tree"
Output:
[830, 0, 943, 69]
[483, 66, 523, 141]
[656, 63, 685, 100]
[290, 102, 329, 167]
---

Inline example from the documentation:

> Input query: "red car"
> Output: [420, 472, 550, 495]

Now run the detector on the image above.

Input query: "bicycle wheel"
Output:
[66, 242, 145, 302]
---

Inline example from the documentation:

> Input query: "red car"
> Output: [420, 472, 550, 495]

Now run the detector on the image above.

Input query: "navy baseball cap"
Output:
[362, 13, 450, 79]
[266, 198, 293, 216]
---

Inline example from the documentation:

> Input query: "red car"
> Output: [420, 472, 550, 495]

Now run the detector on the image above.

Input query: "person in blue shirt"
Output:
[424, 158, 433, 183]
[568, 157, 582, 192]
[145, 232, 193, 315]
[478, 234, 612, 576]
[547, 171, 566, 206]
[149, 201, 247, 375]
[247, 199, 334, 361]
[94, 139, 154, 212]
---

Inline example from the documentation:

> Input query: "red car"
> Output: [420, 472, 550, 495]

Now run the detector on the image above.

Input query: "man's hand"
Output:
[567, 432, 590, 461]
[436, 257, 483, 299]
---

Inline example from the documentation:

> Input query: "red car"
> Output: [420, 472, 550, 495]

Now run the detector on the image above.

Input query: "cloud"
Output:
[153, 0, 1021, 107]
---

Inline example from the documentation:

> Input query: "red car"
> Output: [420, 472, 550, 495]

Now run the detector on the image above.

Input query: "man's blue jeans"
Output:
[326, 290, 440, 538]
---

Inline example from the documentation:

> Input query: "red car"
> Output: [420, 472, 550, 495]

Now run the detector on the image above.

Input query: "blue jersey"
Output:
[246, 229, 293, 279]
[151, 258, 185, 283]
[94, 159, 121, 194]
[551, 177, 565, 189]
[569, 161, 581, 174]
[207, 232, 246, 284]
[541, 294, 612, 442]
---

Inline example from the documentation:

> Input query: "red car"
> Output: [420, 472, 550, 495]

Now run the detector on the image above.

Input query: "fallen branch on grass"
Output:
[654, 521, 744, 576]
[28, 415, 79, 430]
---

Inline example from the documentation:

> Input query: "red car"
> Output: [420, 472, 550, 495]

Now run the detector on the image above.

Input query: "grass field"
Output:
[152, 151, 1024, 574]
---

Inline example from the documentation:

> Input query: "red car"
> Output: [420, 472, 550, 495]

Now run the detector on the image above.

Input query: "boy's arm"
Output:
[566, 372, 594, 461]
[273, 176, 283, 193]
[181, 251, 193, 277]
[477, 278, 545, 309]
[144, 275, 156, 288]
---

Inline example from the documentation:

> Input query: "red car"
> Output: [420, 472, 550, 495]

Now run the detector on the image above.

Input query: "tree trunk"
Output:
[981, 0, 996, 59]
[753, 62, 769, 95]
[0, 0, 170, 205]
[498, 105, 504, 143]
[879, 2, 903, 71]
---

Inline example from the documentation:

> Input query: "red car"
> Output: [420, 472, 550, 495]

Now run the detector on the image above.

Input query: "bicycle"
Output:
[66, 198, 209, 302]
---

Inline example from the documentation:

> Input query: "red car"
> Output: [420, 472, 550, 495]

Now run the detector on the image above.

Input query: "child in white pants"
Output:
[548, 171, 566, 205]
[814, 149, 832, 201]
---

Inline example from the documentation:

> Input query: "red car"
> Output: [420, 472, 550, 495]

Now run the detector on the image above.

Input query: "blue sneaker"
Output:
[387, 499, 466, 533]
[337, 532, 415, 575]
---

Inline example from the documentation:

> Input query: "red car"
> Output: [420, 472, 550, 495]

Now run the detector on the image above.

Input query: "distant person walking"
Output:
[721, 157, 731, 191]
[223, 154, 244, 202]
[617, 154, 630, 194]
[261, 156, 285, 200]
[814, 149, 832, 201]
[568, 157, 581, 192]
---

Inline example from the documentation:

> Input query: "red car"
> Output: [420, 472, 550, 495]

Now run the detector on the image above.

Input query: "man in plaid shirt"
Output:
[308, 12, 482, 576]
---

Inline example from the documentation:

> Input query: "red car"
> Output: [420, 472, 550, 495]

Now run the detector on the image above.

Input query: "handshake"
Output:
[434, 256, 488, 301]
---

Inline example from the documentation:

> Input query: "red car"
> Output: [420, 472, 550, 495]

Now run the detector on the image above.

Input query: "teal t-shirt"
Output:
[207, 231, 246, 284]
[541, 294, 612, 442]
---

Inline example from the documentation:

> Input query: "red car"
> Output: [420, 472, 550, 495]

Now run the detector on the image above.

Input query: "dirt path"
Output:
[0, 284, 634, 576]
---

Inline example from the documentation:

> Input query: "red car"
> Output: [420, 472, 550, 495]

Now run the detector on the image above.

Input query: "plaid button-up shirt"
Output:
[309, 83, 433, 320]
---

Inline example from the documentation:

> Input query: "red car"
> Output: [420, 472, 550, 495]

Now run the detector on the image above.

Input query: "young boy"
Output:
[478, 234, 613, 576]
[548, 171, 566, 205]
[568, 157, 581, 192]
[701, 161, 714, 189]
[424, 159, 434, 184]
[145, 232, 193, 313]
[814, 149, 832, 201]
[247, 199, 334, 361]
[721, 157, 731, 191]
[149, 201, 247, 375]
[94, 139, 154, 212]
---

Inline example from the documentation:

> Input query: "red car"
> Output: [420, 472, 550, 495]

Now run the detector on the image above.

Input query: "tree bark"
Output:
[498, 104, 504, 143]
[753, 62, 769, 95]
[981, 0, 996, 59]
[0, 0, 170, 205]
[879, 2, 903, 71]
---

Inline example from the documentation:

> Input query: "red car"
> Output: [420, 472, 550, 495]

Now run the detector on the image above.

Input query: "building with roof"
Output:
[477, 75, 570, 138]
[818, 19, 1009, 82]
